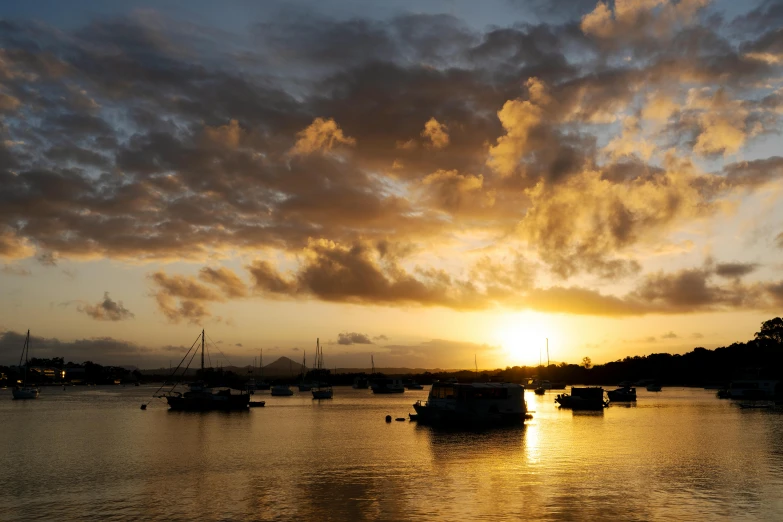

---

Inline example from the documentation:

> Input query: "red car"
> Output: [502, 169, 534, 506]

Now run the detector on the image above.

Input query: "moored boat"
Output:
[157, 330, 250, 411]
[371, 378, 405, 394]
[405, 380, 424, 390]
[607, 386, 637, 402]
[555, 387, 609, 410]
[646, 383, 662, 392]
[271, 384, 294, 396]
[12, 330, 39, 400]
[310, 339, 333, 399]
[413, 382, 529, 425]
[353, 376, 370, 389]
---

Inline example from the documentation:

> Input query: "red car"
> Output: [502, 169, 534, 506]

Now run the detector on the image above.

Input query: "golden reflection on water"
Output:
[2, 386, 783, 521]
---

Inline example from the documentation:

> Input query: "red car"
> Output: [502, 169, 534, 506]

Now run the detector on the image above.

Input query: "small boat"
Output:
[248, 401, 266, 408]
[555, 387, 609, 410]
[646, 383, 662, 392]
[371, 378, 405, 394]
[413, 382, 528, 425]
[310, 339, 333, 399]
[312, 386, 333, 399]
[405, 381, 424, 390]
[607, 386, 637, 402]
[352, 376, 370, 389]
[12, 330, 40, 400]
[271, 384, 294, 396]
[298, 382, 315, 392]
[534, 387, 546, 395]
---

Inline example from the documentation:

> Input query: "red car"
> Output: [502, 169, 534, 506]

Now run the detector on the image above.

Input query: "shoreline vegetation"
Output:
[2, 318, 781, 389]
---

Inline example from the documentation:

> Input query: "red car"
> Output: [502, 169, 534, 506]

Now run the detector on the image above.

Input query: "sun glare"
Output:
[495, 312, 556, 366]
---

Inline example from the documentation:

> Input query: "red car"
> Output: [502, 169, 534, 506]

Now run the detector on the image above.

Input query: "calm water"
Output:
[1, 386, 782, 521]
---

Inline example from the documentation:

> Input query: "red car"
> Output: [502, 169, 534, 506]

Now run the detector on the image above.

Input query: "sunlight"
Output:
[494, 312, 556, 367]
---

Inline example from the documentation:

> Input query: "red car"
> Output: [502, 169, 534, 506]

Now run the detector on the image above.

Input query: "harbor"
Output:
[2, 385, 783, 521]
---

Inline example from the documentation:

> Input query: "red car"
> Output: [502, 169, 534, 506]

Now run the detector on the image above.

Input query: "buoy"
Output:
[140, 404, 147, 410]
[385, 415, 392, 423]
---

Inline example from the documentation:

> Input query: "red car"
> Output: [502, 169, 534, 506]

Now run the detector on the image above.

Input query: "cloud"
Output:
[198, 267, 248, 298]
[776, 231, 783, 249]
[235, 343, 243, 347]
[77, 292, 135, 321]
[661, 331, 678, 339]
[0, 227, 35, 260]
[0, 330, 149, 365]
[1, 264, 31, 276]
[337, 332, 374, 345]
[290, 117, 356, 156]
[421, 117, 449, 149]
[715, 262, 759, 279]
[373, 334, 389, 341]
[148, 271, 224, 324]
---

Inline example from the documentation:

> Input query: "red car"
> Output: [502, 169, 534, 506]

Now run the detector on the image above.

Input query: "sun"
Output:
[494, 312, 554, 366]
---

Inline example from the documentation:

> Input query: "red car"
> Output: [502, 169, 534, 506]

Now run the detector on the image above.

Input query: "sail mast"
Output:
[546, 337, 550, 367]
[24, 329, 30, 385]
[201, 329, 205, 373]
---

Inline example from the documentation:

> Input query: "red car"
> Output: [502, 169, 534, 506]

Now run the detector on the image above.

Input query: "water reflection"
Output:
[2, 387, 783, 521]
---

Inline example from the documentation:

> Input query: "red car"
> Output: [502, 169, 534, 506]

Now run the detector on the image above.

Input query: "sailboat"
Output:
[298, 350, 314, 391]
[312, 338, 333, 399]
[256, 349, 271, 390]
[12, 330, 40, 400]
[158, 330, 251, 411]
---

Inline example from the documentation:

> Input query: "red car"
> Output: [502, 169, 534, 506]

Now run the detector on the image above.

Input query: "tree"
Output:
[755, 317, 783, 345]
[582, 356, 592, 369]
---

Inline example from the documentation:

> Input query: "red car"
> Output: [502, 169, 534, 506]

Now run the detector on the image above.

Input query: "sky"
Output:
[1, 0, 782, 370]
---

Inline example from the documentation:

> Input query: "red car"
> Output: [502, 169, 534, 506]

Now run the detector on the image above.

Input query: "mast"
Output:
[546, 338, 550, 367]
[260, 350, 264, 380]
[371, 354, 375, 374]
[201, 329, 205, 373]
[22, 329, 30, 385]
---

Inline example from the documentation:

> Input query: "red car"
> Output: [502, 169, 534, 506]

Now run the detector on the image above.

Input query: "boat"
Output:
[555, 387, 609, 410]
[271, 384, 294, 396]
[12, 330, 40, 400]
[727, 379, 779, 400]
[405, 380, 424, 390]
[607, 386, 637, 402]
[255, 350, 271, 390]
[157, 330, 250, 411]
[413, 382, 529, 425]
[165, 382, 251, 411]
[311, 338, 333, 399]
[297, 350, 315, 391]
[371, 378, 405, 394]
[646, 383, 662, 392]
[534, 387, 546, 395]
[353, 376, 370, 389]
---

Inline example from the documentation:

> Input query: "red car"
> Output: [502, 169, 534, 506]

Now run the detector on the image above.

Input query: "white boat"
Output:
[371, 378, 405, 394]
[413, 382, 529, 425]
[270, 385, 294, 396]
[12, 330, 40, 400]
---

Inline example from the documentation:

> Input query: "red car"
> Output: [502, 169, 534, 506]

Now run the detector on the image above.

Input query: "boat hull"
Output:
[12, 387, 39, 400]
[165, 393, 249, 411]
[312, 389, 333, 399]
[413, 403, 526, 426]
[371, 388, 405, 394]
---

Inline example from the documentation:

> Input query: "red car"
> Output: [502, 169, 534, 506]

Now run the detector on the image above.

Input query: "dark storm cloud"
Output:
[77, 292, 135, 321]
[337, 332, 373, 345]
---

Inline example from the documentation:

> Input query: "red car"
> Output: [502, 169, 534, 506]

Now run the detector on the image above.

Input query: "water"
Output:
[1, 386, 782, 521]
